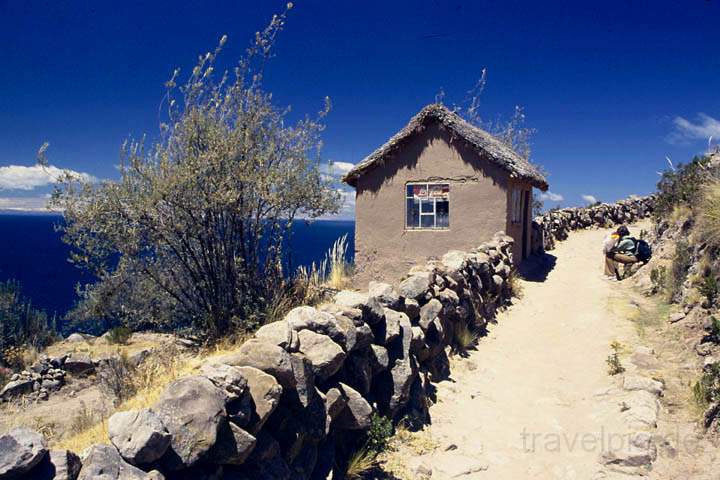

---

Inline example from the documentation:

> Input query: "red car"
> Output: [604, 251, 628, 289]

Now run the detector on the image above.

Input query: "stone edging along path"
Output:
[0, 196, 654, 480]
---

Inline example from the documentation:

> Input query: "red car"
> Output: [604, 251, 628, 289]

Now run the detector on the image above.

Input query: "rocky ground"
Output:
[0, 332, 192, 446]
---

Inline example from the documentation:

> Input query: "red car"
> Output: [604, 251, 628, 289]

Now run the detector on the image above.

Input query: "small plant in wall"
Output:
[344, 414, 394, 479]
[606, 341, 625, 375]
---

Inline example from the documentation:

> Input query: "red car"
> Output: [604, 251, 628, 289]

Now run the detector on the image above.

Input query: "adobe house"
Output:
[342, 103, 549, 284]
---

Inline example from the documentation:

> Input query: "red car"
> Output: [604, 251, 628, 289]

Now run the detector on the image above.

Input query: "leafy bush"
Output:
[694, 362, 720, 409]
[106, 326, 132, 345]
[0, 280, 57, 362]
[49, 7, 340, 338]
[366, 414, 393, 453]
[655, 155, 712, 219]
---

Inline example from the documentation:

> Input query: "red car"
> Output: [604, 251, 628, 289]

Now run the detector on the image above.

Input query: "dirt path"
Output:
[384, 224, 653, 479]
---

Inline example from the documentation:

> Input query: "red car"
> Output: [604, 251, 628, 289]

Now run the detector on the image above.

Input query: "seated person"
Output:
[604, 226, 639, 280]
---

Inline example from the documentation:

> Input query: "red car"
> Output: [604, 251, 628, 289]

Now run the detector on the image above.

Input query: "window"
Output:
[511, 188, 523, 224]
[406, 183, 449, 229]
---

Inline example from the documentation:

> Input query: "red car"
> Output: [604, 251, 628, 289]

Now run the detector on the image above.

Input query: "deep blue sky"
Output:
[1, 0, 719, 215]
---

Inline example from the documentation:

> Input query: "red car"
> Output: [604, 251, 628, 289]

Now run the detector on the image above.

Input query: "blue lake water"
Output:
[0, 214, 354, 317]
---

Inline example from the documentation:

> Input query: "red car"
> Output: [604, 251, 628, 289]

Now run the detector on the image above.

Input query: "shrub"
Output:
[49, 6, 340, 338]
[366, 414, 393, 453]
[98, 350, 137, 405]
[699, 275, 719, 306]
[0, 280, 57, 357]
[693, 362, 720, 409]
[655, 155, 712, 219]
[70, 401, 98, 435]
[106, 326, 132, 345]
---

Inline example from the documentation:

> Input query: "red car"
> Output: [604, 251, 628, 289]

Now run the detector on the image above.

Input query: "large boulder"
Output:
[369, 344, 390, 374]
[286, 307, 353, 351]
[368, 282, 400, 307]
[296, 330, 346, 382]
[108, 409, 171, 465]
[399, 273, 432, 300]
[254, 321, 298, 352]
[63, 354, 95, 375]
[78, 445, 159, 480]
[373, 308, 403, 345]
[333, 291, 368, 309]
[154, 375, 227, 470]
[288, 353, 315, 407]
[622, 375, 663, 396]
[418, 298, 442, 330]
[236, 366, 282, 434]
[0, 427, 48, 478]
[0, 378, 34, 400]
[334, 383, 372, 430]
[215, 339, 294, 389]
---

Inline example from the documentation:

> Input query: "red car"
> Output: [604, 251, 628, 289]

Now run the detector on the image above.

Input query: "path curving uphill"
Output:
[386, 222, 657, 479]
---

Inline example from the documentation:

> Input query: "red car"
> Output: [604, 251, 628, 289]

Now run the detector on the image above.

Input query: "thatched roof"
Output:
[342, 103, 549, 191]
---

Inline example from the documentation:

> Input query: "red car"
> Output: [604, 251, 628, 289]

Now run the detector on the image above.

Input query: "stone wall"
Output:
[1, 196, 656, 480]
[1, 232, 517, 480]
[531, 196, 655, 253]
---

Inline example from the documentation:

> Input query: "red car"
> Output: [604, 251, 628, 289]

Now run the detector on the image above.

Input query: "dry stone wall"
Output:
[1, 196, 656, 480]
[1, 232, 517, 480]
[532, 196, 655, 253]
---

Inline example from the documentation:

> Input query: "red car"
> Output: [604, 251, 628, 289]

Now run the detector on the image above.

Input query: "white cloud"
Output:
[0, 164, 96, 190]
[330, 161, 355, 175]
[669, 113, 720, 143]
[581, 194, 598, 204]
[0, 195, 59, 212]
[539, 191, 564, 202]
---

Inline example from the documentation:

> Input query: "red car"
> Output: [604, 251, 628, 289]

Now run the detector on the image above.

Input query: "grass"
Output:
[508, 268, 524, 299]
[296, 234, 353, 298]
[377, 424, 438, 480]
[452, 321, 479, 355]
[345, 448, 376, 480]
[697, 178, 720, 251]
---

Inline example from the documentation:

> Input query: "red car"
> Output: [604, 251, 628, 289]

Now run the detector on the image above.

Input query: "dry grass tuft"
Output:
[345, 447, 375, 479]
[452, 321, 480, 354]
[698, 179, 720, 251]
[377, 425, 438, 479]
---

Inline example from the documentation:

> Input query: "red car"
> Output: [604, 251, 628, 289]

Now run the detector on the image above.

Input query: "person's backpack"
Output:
[634, 239, 652, 263]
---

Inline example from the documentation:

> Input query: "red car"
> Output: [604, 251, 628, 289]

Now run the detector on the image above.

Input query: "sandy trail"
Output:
[402, 225, 648, 479]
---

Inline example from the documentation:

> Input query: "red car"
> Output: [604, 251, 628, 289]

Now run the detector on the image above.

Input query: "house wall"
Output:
[354, 123, 518, 285]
